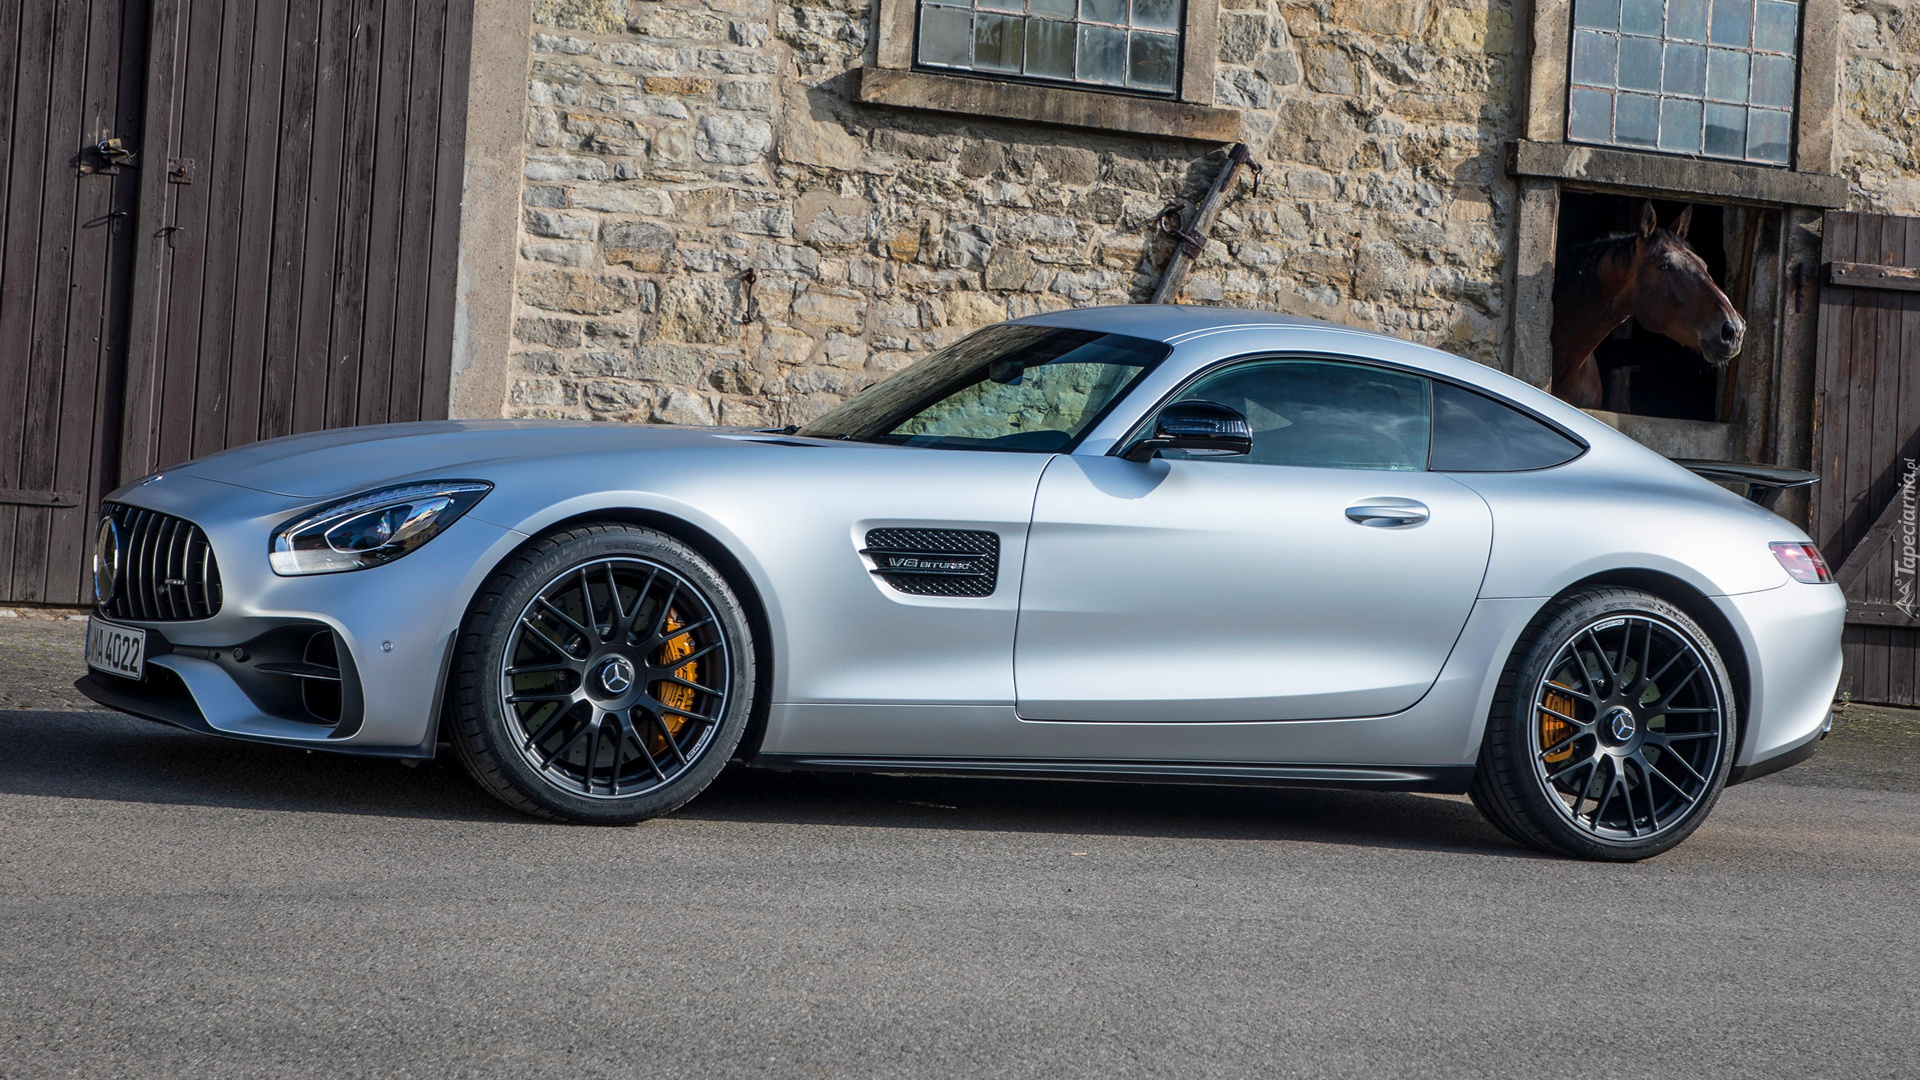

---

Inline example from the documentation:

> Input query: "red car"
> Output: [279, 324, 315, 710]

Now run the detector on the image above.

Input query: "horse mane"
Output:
[1554, 232, 1639, 300]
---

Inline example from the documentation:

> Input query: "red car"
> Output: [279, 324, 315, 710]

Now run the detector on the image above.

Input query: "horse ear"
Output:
[1638, 201, 1658, 239]
[1670, 206, 1693, 239]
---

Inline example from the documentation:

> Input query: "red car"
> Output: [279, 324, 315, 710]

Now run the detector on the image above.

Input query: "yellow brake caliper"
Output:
[1541, 688, 1576, 764]
[652, 609, 697, 751]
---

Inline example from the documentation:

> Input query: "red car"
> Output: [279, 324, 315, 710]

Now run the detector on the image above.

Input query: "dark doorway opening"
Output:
[1556, 192, 1732, 421]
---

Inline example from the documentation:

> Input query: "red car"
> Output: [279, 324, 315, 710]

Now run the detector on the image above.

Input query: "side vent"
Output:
[862, 529, 999, 598]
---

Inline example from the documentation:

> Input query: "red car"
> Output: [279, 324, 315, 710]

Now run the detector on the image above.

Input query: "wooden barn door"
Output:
[0, 0, 472, 606]
[1810, 211, 1920, 705]
[0, 0, 150, 606]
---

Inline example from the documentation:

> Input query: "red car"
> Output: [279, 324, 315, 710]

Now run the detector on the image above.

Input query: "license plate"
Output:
[86, 618, 146, 680]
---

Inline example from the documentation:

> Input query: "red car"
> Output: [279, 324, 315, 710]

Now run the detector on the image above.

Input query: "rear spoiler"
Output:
[1672, 459, 1818, 510]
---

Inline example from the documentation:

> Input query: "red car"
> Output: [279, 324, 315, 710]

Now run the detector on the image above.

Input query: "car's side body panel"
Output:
[1014, 454, 1493, 722]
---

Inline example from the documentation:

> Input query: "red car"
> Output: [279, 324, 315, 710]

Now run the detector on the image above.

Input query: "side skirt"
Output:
[751, 754, 1475, 793]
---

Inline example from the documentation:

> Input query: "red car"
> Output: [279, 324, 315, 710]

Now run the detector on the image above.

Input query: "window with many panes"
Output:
[915, 0, 1185, 96]
[1566, 0, 1801, 165]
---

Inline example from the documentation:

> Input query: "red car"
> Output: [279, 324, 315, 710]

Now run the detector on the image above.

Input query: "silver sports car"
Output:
[78, 306, 1843, 859]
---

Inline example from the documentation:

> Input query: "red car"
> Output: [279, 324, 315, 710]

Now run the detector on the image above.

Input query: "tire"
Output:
[446, 523, 756, 823]
[1469, 587, 1736, 861]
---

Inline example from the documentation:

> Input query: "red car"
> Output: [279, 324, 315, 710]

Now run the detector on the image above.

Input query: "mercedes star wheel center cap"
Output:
[598, 656, 636, 695]
[1606, 707, 1637, 743]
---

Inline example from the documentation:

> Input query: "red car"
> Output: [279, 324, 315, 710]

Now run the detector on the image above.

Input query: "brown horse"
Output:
[1551, 202, 1745, 410]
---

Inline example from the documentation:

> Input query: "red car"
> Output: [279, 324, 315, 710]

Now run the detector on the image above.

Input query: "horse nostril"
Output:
[1721, 320, 1742, 343]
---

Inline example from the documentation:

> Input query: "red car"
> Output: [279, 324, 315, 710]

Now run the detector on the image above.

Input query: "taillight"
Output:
[1770, 542, 1832, 584]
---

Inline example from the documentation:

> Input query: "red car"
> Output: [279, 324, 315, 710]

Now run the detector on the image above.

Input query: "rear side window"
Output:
[1429, 382, 1584, 472]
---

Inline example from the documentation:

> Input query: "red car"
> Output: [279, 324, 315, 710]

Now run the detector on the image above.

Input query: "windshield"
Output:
[798, 324, 1170, 452]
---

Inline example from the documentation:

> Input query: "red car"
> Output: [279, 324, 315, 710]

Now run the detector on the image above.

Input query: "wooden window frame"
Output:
[857, 0, 1239, 141]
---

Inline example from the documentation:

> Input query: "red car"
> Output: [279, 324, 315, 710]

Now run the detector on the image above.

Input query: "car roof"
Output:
[1012, 304, 1396, 345]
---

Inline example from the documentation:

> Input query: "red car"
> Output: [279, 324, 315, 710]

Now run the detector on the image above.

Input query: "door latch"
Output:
[79, 138, 138, 175]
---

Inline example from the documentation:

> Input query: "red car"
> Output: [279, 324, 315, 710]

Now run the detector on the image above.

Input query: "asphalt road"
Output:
[2, 695, 1917, 1080]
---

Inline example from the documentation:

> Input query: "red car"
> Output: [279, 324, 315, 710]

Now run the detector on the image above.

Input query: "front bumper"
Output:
[81, 475, 525, 756]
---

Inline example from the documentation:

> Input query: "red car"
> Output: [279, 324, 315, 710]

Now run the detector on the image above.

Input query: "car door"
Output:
[1014, 357, 1494, 722]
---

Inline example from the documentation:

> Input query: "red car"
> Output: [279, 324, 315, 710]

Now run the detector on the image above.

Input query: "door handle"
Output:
[1345, 500, 1429, 528]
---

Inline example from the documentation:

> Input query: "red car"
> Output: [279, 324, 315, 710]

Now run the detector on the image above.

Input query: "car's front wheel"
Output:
[1470, 587, 1736, 860]
[447, 523, 756, 823]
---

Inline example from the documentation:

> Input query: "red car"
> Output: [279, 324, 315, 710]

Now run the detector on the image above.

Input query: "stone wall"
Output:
[1841, 0, 1920, 215]
[505, 0, 1522, 426]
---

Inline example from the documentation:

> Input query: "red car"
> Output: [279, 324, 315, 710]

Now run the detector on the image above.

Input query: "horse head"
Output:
[1624, 202, 1745, 365]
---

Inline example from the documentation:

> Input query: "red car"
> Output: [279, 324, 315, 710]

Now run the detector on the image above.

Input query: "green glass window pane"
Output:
[1707, 47, 1748, 101]
[1028, 0, 1076, 16]
[1621, 0, 1665, 36]
[1128, 31, 1177, 90]
[1574, 0, 1621, 30]
[1082, 0, 1126, 23]
[1665, 42, 1706, 94]
[1753, 0, 1798, 53]
[1709, 0, 1751, 46]
[1616, 93, 1660, 146]
[1618, 35, 1663, 91]
[1025, 17, 1074, 79]
[1667, 0, 1708, 39]
[1659, 97, 1704, 152]
[919, 4, 973, 67]
[975, 13, 1023, 72]
[1077, 23, 1127, 83]
[1704, 101, 1746, 156]
[1572, 30, 1618, 86]
[977, 0, 1022, 11]
[1748, 108, 1790, 162]
[1569, 88, 1615, 142]
[1750, 52, 1794, 107]
[1131, 0, 1180, 31]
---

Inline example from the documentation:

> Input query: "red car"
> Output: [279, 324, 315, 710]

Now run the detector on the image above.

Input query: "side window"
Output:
[1429, 382, 1585, 472]
[1163, 359, 1430, 471]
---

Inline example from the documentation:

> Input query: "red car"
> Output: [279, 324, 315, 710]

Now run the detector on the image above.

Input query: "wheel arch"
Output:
[449, 506, 779, 761]
[1555, 568, 1753, 757]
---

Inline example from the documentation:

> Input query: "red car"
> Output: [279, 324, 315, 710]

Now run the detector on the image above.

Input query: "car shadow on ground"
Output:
[0, 708, 1536, 857]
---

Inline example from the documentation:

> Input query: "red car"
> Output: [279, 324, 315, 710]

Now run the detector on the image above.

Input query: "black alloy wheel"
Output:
[448, 524, 755, 823]
[1471, 587, 1736, 860]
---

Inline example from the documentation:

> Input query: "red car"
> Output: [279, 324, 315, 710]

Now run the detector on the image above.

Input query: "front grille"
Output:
[862, 528, 999, 597]
[100, 503, 223, 621]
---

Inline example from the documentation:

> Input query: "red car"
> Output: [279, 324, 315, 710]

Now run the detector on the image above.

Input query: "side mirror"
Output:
[1122, 400, 1253, 461]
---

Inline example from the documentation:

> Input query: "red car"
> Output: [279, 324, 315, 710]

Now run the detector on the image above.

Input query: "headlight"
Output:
[270, 481, 492, 576]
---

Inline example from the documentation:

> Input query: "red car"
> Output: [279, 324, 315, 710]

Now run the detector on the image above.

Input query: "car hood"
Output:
[162, 420, 797, 499]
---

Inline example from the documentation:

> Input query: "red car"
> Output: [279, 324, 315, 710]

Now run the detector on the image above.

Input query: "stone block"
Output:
[657, 278, 740, 343]
[509, 377, 576, 407]
[792, 288, 866, 331]
[523, 207, 596, 239]
[521, 270, 642, 314]
[945, 292, 1008, 327]
[628, 8, 726, 42]
[515, 317, 584, 348]
[584, 380, 655, 413]
[532, 0, 623, 33]
[570, 186, 675, 215]
[522, 241, 596, 267]
[602, 42, 680, 71]
[645, 75, 713, 95]
[696, 115, 774, 164]
[984, 247, 1036, 290]
[652, 388, 716, 425]
[717, 79, 774, 112]
[732, 207, 795, 237]
[524, 155, 612, 181]
[603, 220, 677, 271]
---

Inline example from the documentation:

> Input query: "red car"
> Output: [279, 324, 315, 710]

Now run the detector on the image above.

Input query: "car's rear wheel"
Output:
[1470, 587, 1735, 860]
[447, 523, 755, 823]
